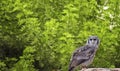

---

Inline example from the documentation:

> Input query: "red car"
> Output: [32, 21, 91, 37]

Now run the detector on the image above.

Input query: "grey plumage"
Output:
[68, 36, 100, 71]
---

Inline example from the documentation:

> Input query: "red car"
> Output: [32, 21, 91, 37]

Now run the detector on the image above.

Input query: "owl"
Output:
[68, 36, 100, 71]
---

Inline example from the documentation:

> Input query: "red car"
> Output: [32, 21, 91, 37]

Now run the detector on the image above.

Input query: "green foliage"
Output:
[0, 61, 7, 71]
[0, 0, 120, 71]
[11, 46, 37, 71]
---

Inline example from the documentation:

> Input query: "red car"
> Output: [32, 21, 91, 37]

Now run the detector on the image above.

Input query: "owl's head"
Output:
[86, 36, 100, 47]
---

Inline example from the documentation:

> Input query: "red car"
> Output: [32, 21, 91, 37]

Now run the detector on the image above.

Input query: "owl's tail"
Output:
[68, 66, 74, 71]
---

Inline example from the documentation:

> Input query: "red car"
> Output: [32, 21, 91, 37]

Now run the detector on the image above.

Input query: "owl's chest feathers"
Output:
[78, 45, 95, 52]
[75, 45, 96, 57]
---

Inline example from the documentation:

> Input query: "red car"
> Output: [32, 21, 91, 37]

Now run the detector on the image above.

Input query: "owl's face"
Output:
[87, 36, 100, 47]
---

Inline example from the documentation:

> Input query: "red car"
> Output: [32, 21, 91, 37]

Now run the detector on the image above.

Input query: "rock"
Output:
[81, 68, 120, 71]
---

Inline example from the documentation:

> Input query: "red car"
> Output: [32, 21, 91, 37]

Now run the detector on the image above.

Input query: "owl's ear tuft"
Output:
[97, 39, 100, 45]
[86, 39, 90, 45]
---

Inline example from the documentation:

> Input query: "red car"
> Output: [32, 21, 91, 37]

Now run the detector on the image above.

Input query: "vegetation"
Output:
[0, 0, 120, 71]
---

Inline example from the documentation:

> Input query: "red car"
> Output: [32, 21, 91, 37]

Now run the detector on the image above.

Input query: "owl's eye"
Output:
[93, 39, 96, 41]
[90, 39, 92, 41]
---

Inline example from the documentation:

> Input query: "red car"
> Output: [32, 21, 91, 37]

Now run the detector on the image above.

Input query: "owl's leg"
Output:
[84, 66, 87, 69]
[81, 66, 87, 71]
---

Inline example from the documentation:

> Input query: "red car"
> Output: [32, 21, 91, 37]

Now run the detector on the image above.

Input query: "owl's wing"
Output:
[68, 45, 95, 71]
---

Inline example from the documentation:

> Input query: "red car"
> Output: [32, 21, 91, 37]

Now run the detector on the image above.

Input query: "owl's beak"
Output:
[91, 40, 95, 44]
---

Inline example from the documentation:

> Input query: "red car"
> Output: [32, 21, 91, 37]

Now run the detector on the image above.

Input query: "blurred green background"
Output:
[0, 0, 120, 71]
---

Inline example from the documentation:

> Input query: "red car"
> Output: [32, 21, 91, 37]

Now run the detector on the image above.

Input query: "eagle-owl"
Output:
[68, 36, 100, 71]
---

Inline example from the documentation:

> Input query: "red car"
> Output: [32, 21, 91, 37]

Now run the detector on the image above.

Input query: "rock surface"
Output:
[82, 68, 120, 71]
